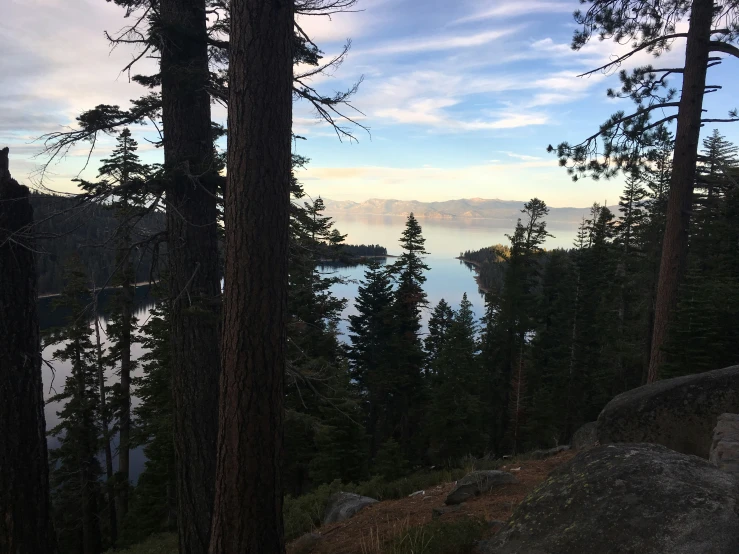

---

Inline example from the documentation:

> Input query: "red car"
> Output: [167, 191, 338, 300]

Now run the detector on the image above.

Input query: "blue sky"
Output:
[2, 0, 738, 207]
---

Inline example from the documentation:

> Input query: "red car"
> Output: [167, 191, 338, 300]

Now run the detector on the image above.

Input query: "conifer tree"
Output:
[483, 199, 552, 452]
[124, 298, 175, 543]
[388, 214, 430, 461]
[426, 294, 487, 463]
[95, 128, 149, 528]
[47, 258, 103, 554]
[348, 261, 395, 458]
[551, 0, 739, 382]
[425, 299, 455, 371]
[0, 147, 57, 554]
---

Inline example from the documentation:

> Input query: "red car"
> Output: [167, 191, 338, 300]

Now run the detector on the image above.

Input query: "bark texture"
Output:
[0, 147, 58, 553]
[159, 0, 221, 552]
[208, 0, 294, 550]
[647, 0, 714, 382]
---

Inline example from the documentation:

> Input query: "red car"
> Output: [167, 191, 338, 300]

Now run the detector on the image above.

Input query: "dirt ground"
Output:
[288, 450, 576, 554]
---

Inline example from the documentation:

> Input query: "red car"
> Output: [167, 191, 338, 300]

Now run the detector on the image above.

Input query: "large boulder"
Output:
[710, 413, 739, 476]
[445, 470, 517, 505]
[322, 492, 378, 525]
[597, 365, 739, 458]
[571, 422, 597, 450]
[483, 443, 739, 554]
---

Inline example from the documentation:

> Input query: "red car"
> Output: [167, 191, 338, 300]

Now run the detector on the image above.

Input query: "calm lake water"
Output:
[40, 215, 578, 480]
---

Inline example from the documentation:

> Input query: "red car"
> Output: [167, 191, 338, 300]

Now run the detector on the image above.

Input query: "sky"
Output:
[2, 0, 738, 207]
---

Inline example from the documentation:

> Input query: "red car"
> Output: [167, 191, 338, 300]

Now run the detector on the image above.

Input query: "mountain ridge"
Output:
[321, 197, 608, 224]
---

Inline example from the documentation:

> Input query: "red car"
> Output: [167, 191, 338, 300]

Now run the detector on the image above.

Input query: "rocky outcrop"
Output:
[323, 492, 378, 525]
[445, 470, 517, 505]
[710, 413, 739, 476]
[597, 365, 739, 458]
[483, 444, 739, 554]
[571, 422, 597, 450]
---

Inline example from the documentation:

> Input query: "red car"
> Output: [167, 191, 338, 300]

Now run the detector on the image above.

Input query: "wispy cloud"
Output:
[357, 27, 520, 56]
[502, 151, 542, 161]
[452, 1, 573, 25]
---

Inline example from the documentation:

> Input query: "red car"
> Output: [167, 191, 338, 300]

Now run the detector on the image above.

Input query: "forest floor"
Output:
[287, 449, 575, 554]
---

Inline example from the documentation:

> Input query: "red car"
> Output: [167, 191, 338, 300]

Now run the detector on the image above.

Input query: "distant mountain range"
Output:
[322, 198, 603, 224]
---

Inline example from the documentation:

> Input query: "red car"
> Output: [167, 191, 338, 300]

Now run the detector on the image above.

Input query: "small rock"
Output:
[572, 422, 598, 450]
[487, 519, 506, 533]
[291, 533, 322, 554]
[710, 413, 739, 476]
[323, 492, 378, 525]
[530, 445, 570, 460]
[445, 470, 517, 505]
[433, 503, 464, 518]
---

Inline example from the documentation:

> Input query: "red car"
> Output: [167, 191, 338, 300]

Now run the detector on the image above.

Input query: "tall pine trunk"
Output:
[0, 147, 57, 553]
[74, 342, 102, 554]
[208, 0, 293, 550]
[159, 0, 221, 552]
[93, 288, 117, 545]
[647, 0, 713, 382]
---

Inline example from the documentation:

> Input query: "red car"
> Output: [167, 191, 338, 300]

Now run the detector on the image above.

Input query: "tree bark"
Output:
[208, 0, 293, 550]
[159, 0, 222, 552]
[0, 147, 58, 554]
[647, 0, 714, 383]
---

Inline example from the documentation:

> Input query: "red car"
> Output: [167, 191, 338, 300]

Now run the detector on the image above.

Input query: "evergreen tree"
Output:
[123, 299, 175, 544]
[388, 213, 430, 462]
[348, 261, 395, 459]
[425, 299, 455, 371]
[426, 294, 487, 464]
[47, 258, 103, 554]
[96, 128, 149, 528]
[482, 199, 552, 453]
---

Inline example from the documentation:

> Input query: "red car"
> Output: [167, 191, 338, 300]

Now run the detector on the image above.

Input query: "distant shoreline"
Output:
[456, 256, 491, 294]
[38, 280, 157, 300]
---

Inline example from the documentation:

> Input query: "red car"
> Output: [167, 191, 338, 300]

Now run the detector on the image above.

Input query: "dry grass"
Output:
[287, 450, 575, 554]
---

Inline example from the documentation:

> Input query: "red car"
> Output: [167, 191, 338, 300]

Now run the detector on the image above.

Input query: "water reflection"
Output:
[41, 285, 157, 483]
[38, 216, 577, 481]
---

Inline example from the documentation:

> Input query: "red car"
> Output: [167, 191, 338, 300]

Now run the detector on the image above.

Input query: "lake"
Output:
[40, 214, 578, 480]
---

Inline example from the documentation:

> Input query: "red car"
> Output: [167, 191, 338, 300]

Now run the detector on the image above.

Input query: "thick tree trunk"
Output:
[0, 148, 58, 554]
[208, 0, 293, 550]
[159, 0, 222, 552]
[647, 0, 713, 383]
[93, 290, 117, 545]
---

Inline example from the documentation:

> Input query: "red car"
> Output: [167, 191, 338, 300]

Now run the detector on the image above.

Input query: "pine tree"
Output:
[348, 261, 395, 459]
[0, 147, 57, 554]
[47, 258, 103, 554]
[425, 299, 455, 371]
[388, 213, 430, 462]
[123, 298, 175, 544]
[426, 294, 487, 464]
[482, 199, 552, 453]
[96, 128, 149, 528]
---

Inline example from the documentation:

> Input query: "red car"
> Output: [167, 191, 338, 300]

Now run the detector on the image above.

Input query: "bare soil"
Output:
[288, 450, 576, 554]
